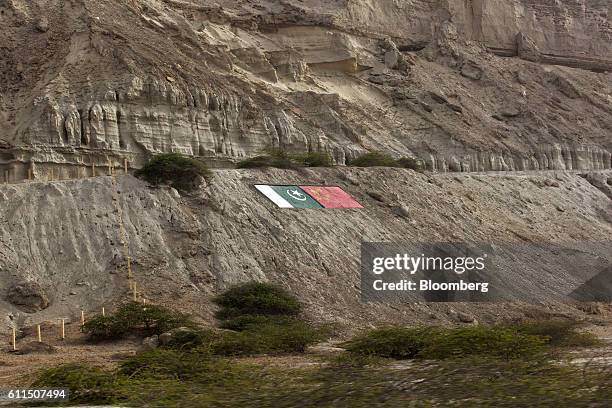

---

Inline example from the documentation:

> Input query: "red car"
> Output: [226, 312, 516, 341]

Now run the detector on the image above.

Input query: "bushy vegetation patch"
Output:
[343, 326, 548, 360]
[236, 148, 295, 169]
[32, 364, 118, 404]
[236, 148, 333, 169]
[163, 328, 217, 352]
[213, 319, 323, 356]
[211, 282, 322, 356]
[348, 151, 426, 171]
[512, 319, 600, 348]
[293, 151, 333, 167]
[396, 157, 426, 172]
[213, 282, 301, 320]
[135, 153, 212, 192]
[82, 302, 194, 341]
[118, 349, 238, 383]
[347, 151, 398, 167]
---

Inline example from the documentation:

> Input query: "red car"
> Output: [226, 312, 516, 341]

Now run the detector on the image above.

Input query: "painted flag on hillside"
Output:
[254, 185, 323, 209]
[300, 186, 363, 209]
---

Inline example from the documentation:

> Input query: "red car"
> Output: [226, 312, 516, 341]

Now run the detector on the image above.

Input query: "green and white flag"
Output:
[255, 185, 323, 209]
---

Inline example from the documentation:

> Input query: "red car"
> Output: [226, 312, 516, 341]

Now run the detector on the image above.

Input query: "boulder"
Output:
[384, 50, 401, 70]
[6, 281, 49, 313]
[393, 205, 410, 218]
[159, 332, 173, 346]
[516, 33, 541, 63]
[141, 335, 160, 351]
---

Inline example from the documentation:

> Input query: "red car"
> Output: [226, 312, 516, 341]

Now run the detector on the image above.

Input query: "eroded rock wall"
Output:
[0, 0, 610, 181]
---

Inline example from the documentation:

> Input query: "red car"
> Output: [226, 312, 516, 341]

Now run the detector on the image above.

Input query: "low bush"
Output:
[213, 319, 323, 356]
[348, 151, 398, 167]
[236, 148, 294, 169]
[81, 302, 194, 341]
[343, 326, 548, 360]
[421, 326, 547, 360]
[118, 349, 236, 383]
[81, 315, 128, 341]
[396, 157, 426, 172]
[294, 151, 334, 167]
[135, 153, 212, 192]
[219, 314, 298, 331]
[213, 282, 301, 320]
[236, 148, 333, 169]
[342, 327, 431, 359]
[32, 364, 117, 404]
[512, 319, 600, 348]
[164, 328, 217, 351]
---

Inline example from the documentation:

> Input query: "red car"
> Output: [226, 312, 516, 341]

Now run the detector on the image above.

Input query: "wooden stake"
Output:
[60, 319, 65, 340]
[50, 168, 54, 181]
[81, 310, 85, 326]
[142, 298, 146, 306]
[102, 307, 105, 317]
[124, 159, 128, 174]
[11, 328, 16, 351]
[37, 325, 42, 342]
[28, 168, 33, 180]
[92, 162, 96, 177]
[133, 281, 137, 302]
[108, 159, 112, 176]
[127, 257, 132, 280]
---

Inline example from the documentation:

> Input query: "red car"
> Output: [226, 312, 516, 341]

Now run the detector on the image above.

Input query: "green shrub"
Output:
[397, 157, 426, 172]
[213, 320, 323, 356]
[343, 326, 548, 360]
[81, 315, 129, 341]
[118, 349, 231, 382]
[236, 148, 295, 169]
[213, 282, 301, 320]
[512, 320, 600, 348]
[164, 329, 217, 351]
[348, 151, 399, 167]
[32, 364, 117, 404]
[294, 151, 334, 167]
[342, 327, 431, 359]
[135, 153, 212, 192]
[81, 302, 194, 341]
[421, 326, 547, 360]
[219, 314, 298, 331]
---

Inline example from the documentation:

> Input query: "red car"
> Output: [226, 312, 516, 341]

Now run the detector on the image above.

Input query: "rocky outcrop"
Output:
[6, 281, 49, 313]
[0, 0, 610, 181]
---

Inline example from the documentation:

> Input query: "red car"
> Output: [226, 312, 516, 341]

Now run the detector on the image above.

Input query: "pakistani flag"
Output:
[255, 185, 323, 208]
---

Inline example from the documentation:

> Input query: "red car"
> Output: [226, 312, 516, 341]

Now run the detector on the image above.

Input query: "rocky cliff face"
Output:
[0, 0, 610, 183]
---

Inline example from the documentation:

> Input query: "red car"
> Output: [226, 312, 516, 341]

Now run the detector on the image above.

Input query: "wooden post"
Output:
[81, 310, 85, 326]
[92, 162, 95, 177]
[133, 281, 137, 302]
[142, 298, 146, 306]
[37, 325, 42, 342]
[127, 257, 132, 281]
[102, 307, 105, 317]
[60, 319, 65, 340]
[108, 159, 112, 176]
[11, 328, 16, 351]
[28, 168, 33, 180]
[124, 159, 128, 174]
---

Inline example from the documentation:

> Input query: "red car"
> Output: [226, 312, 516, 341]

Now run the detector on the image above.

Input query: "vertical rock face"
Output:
[0, 0, 610, 180]
[448, 0, 612, 71]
